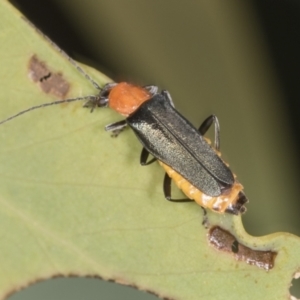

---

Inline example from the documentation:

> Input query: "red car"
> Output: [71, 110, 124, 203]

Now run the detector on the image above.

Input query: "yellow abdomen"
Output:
[158, 161, 243, 213]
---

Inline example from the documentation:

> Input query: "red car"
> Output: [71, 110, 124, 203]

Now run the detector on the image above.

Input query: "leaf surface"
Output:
[0, 1, 299, 299]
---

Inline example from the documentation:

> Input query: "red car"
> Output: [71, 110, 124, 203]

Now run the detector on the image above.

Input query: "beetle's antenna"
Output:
[23, 17, 102, 91]
[0, 95, 98, 126]
[0, 19, 108, 126]
[53, 45, 102, 91]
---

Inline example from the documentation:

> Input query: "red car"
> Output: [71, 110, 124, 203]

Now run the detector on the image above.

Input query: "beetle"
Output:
[0, 78, 248, 214]
[85, 82, 248, 214]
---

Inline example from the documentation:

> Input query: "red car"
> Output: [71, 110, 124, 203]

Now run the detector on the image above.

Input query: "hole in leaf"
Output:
[7, 277, 160, 300]
[290, 271, 300, 299]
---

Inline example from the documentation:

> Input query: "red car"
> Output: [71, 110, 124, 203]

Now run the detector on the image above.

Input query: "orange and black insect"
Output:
[0, 59, 248, 214]
[87, 82, 248, 214]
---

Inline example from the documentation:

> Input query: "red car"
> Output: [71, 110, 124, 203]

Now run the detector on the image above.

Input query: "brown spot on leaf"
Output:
[208, 226, 277, 271]
[28, 55, 70, 98]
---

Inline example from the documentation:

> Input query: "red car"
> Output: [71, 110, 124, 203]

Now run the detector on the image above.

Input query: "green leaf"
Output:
[0, 1, 300, 299]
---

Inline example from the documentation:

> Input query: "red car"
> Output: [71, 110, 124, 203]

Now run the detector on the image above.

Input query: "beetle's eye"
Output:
[100, 89, 110, 98]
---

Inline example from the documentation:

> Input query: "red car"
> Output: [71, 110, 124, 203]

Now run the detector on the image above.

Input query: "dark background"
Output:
[8, 0, 300, 299]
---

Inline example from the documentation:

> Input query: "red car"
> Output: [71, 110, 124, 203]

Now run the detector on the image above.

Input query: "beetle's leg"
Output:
[105, 120, 127, 137]
[140, 147, 157, 165]
[198, 115, 220, 151]
[161, 90, 175, 107]
[163, 173, 194, 203]
[83, 82, 118, 112]
[143, 85, 159, 96]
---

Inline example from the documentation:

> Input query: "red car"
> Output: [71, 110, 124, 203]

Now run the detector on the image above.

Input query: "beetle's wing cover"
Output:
[126, 93, 234, 197]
